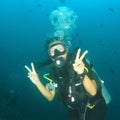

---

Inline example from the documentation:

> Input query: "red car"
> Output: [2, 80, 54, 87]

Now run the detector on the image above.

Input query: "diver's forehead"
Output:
[48, 41, 63, 48]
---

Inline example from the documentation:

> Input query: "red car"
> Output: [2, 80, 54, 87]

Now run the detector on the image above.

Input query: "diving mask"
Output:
[48, 43, 66, 59]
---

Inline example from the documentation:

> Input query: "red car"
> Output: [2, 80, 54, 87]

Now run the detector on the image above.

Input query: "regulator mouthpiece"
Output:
[54, 57, 65, 68]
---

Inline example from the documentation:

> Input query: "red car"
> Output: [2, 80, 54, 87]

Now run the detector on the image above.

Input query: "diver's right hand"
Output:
[25, 63, 40, 85]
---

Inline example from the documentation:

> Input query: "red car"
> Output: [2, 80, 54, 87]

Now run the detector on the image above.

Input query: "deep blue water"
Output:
[0, 0, 120, 120]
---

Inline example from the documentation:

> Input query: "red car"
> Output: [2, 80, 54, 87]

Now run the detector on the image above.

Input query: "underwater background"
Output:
[0, 0, 120, 120]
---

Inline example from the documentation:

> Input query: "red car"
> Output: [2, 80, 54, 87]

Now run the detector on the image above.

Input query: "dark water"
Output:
[0, 0, 120, 120]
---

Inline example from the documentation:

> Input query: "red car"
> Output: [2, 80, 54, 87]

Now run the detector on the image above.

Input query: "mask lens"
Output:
[48, 44, 65, 57]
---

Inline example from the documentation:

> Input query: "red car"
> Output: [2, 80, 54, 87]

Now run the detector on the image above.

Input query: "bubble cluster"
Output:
[49, 6, 78, 43]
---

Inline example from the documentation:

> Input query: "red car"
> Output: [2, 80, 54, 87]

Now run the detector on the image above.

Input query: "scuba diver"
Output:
[25, 37, 108, 120]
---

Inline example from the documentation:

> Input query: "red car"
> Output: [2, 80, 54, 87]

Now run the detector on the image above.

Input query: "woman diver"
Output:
[25, 37, 107, 120]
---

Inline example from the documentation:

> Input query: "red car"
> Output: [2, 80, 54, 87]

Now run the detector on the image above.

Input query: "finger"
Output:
[25, 65, 32, 73]
[80, 50, 88, 61]
[31, 63, 36, 73]
[75, 48, 81, 62]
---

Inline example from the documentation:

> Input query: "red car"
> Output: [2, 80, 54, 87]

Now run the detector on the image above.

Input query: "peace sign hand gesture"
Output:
[73, 48, 88, 75]
[25, 63, 40, 85]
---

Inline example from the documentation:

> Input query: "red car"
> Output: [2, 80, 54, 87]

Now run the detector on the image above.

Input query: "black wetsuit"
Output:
[49, 52, 107, 120]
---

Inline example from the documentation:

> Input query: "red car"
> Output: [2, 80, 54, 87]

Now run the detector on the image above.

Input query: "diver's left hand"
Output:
[73, 48, 88, 74]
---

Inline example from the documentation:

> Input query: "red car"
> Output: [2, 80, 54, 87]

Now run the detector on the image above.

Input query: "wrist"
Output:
[79, 72, 86, 82]
[78, 67, 88, 82]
